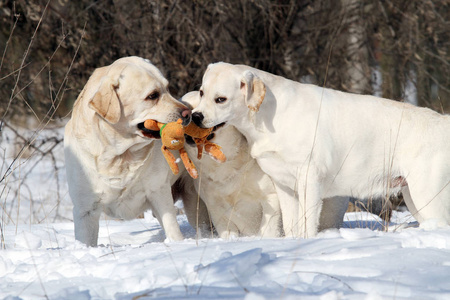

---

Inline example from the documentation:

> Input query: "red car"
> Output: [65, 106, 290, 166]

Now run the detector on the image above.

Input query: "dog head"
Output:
[179, 91, 201, 110]
[88, 56, 191, 139]
[191, 62, 266, 129]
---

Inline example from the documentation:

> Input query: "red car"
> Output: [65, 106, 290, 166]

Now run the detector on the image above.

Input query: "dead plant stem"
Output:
[1, 0, 51, 129]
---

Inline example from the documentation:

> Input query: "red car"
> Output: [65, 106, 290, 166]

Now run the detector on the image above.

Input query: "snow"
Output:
[1, 126, 450, 300]
[2, 215, 450, 300]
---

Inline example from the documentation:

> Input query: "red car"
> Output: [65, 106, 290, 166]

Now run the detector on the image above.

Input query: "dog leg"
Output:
[188, 207, 213, 239]
[216, 219, 240, 239]
[207, 202, 240, 239]
[318, 197, 349, 231]
[149, 191, 184, 241]
[173, 175, 213, 238]
[274, 182, 300, 237]
[295, 167, 324, 238]
[259, 188, 282, 237]
[73, 206, 101, 247]
[300, 182, 322, 238]
[275, 175, 322, 238]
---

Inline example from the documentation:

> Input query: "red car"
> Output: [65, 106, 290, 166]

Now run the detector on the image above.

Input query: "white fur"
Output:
[64, 56, 189, 246]
[193, 62, 450, 238]
[181, 92, 282, 238]
[182, 92, 348, 238]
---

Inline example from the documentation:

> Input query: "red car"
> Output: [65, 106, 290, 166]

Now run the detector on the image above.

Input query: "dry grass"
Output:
[0, 4, 86, 249]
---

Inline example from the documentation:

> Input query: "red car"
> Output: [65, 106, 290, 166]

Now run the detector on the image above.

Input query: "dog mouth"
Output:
[185, 122, 226, 145]
[137, 122, 161, 139]
[207, 122, 226, 140]
[213, 122, 226, 131]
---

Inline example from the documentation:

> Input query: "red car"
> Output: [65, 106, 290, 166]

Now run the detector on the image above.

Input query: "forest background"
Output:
[1, 0, 449, 127]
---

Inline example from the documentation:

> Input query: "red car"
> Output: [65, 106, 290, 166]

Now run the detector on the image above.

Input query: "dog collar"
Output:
[160, 123, 167, 135]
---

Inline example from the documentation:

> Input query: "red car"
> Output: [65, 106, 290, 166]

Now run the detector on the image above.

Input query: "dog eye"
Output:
[199, 90, 204, 97]
[215, 97, 227, 104]
[146, 91, 160, 101]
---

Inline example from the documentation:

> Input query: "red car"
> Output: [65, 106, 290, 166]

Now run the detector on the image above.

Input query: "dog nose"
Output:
[192, 112, 204, 127]
[180, 108, 191, 126]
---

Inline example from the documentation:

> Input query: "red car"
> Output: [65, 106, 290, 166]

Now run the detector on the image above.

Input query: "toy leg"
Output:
[144, 119, 160, 131]
[179, 148, 198, 179]
[193, 138, 205, 160]
[161, 145, 179, 175]
[204, 142, 226, 163]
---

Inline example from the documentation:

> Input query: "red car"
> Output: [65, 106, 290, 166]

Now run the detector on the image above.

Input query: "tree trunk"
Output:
[342, 0, 371, 94]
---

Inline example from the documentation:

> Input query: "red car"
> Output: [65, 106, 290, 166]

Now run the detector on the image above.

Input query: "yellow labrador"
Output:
[64, 57, 191, 246]
[192, 62, 450, 238]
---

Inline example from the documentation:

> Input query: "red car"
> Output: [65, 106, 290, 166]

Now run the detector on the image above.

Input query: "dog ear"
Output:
[240, 71, 266, 112]
[88, 74, 121, 124]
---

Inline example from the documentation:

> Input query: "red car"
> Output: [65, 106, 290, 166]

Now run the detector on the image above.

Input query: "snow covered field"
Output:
[2, 212, 450, 300]
[1, 126, 450, 300]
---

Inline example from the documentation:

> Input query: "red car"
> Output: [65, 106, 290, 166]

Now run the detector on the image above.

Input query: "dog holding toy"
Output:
[144, 118, 226, 179]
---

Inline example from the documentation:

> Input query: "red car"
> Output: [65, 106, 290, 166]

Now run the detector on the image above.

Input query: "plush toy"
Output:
[144, 119, 198, 179]
[144, 119, 227, 179]
[184, 122, 226, 163]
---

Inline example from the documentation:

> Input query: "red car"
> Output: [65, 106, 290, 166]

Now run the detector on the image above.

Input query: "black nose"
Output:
[192, 112, 204, 127]
[180, 108, 191, 126]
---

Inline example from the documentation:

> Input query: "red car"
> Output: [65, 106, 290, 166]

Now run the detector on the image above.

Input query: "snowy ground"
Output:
[1, 125, 450, 300]
[2, 212, 450, 300]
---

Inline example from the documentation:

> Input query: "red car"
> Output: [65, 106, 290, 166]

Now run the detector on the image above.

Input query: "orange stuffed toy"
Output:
[144, 119, 198, 179]
[144, 119, 226, 179]
[184, 123, 226, 163]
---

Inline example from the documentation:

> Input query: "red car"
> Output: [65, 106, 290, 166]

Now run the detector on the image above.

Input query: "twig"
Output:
[1, 0, 51, 129]
[294, 270, 354, 291]
[163, 242, 189, 294]
[0, 62, 32, 82]
[0, 10, 19, 74]
[230, 270, 250, 293]
[11, 33, 69, 110]
[25, 237, 50, 300]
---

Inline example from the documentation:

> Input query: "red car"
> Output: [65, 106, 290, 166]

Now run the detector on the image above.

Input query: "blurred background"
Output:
[0, 0, 448, 227]
[1, 0, 449, 122]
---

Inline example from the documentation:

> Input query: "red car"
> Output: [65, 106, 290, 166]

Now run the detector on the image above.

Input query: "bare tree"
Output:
[342, 0, 371, 94]
[1, 0, 448, 122]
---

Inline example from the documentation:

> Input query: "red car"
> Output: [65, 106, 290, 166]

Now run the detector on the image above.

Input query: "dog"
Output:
[178, 91, 282, 238]
[64, 56, 191, 246]
[178, 91, 349, 238]
[191, 62, 450, 238]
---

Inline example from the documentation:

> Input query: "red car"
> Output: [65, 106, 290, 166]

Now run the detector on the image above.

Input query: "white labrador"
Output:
[179, 91, 349, 238]
[179, 91, 282, 238]
[64, 56, 191, 246]
[192, 62, 450, 237]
